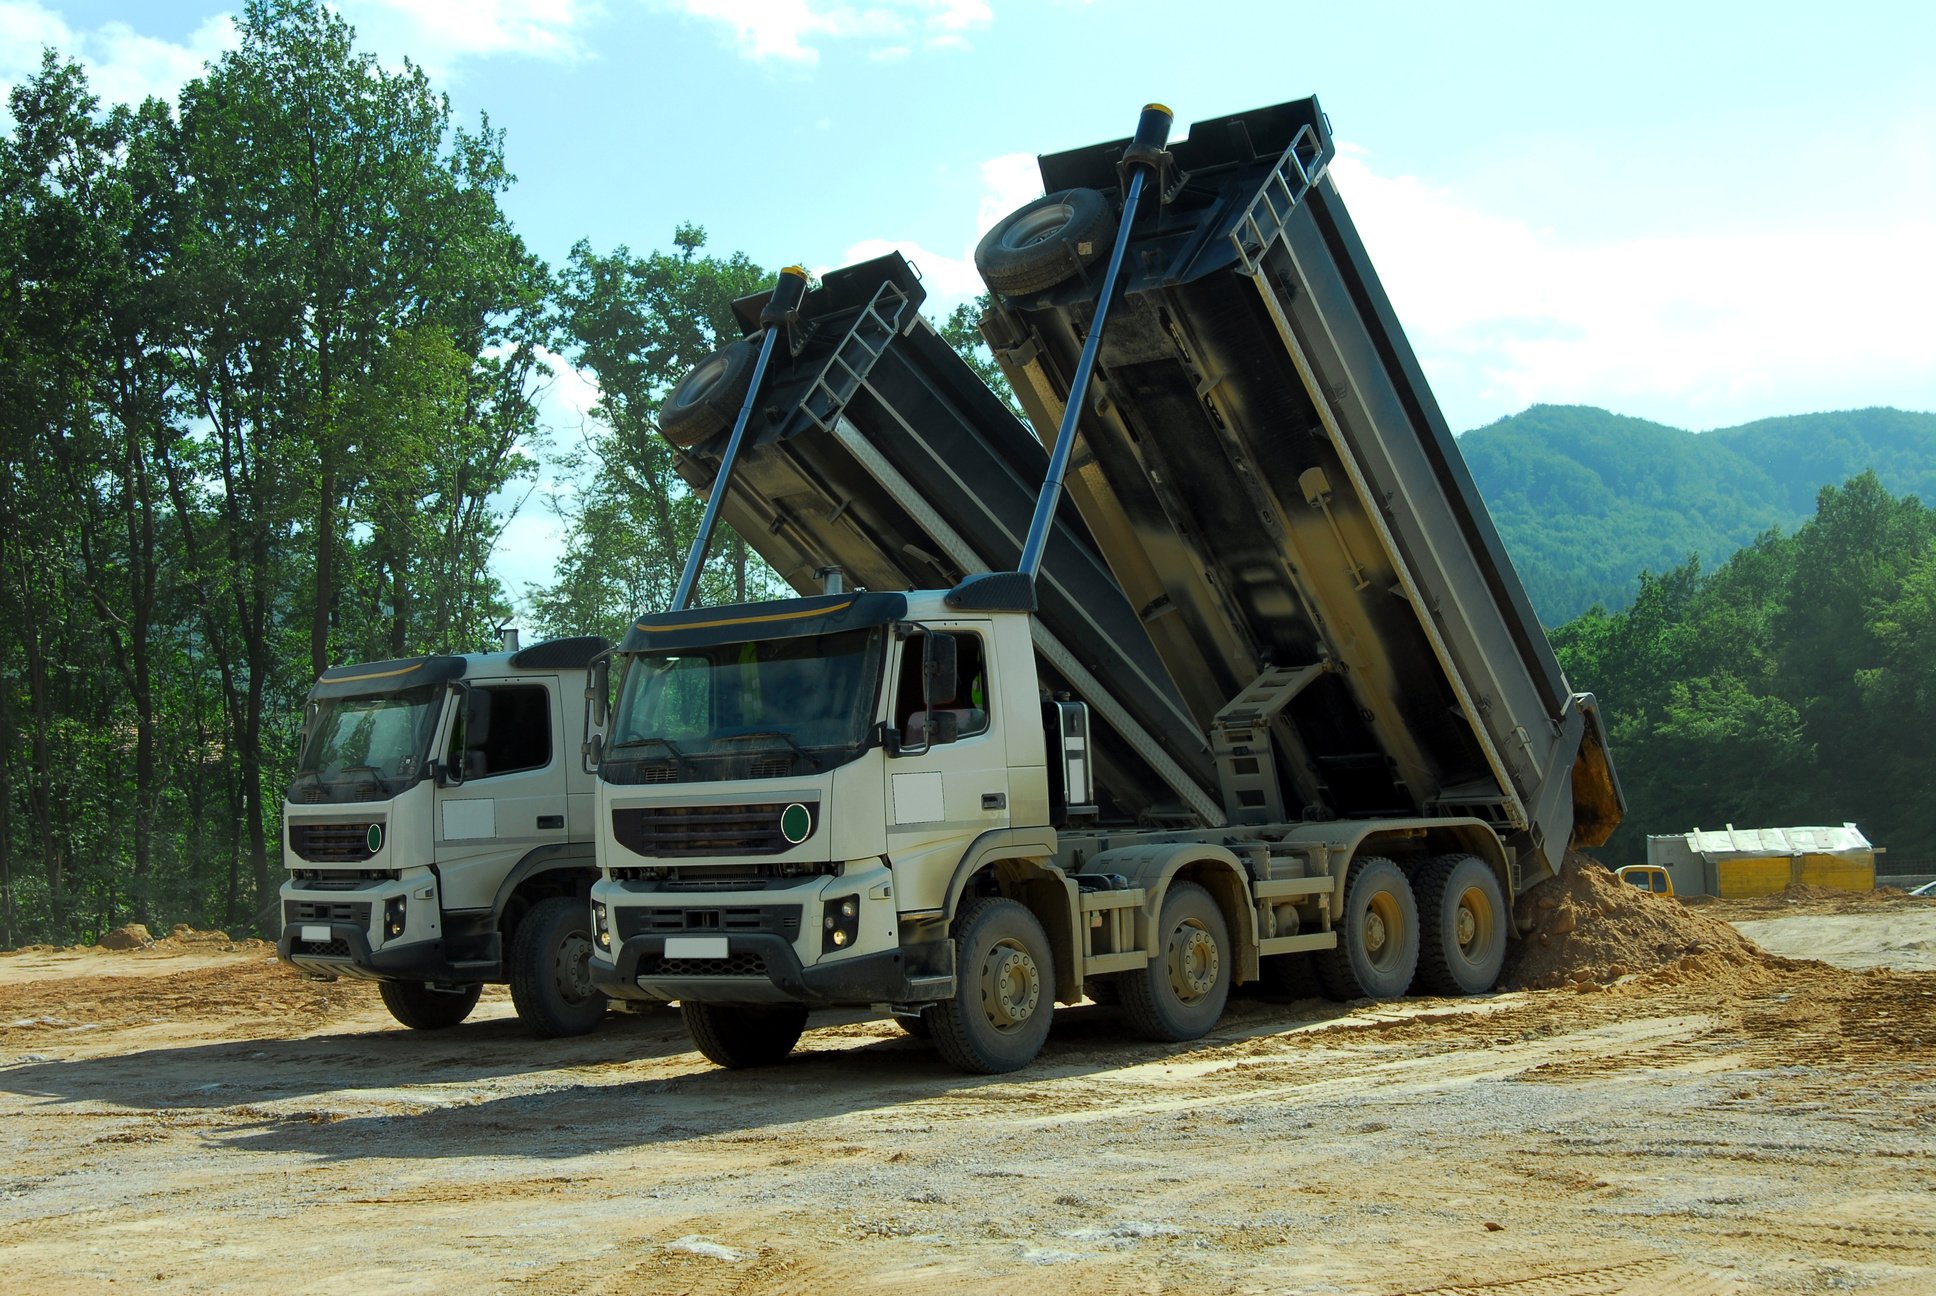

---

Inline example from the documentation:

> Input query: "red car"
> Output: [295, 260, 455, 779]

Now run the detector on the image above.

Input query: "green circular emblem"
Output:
[366, 822, 385, 854]
[780, 803, 812, 845]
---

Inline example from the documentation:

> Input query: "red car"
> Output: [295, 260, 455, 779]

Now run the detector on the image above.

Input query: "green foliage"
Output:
[1463, 404, 1936, 623]
[0, 2, 551, 944]
[528, 225, 783, 642]
[1554, 472, 1936, 864]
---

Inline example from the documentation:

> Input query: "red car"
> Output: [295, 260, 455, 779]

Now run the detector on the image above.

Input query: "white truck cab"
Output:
[279, 634, 614, 1035]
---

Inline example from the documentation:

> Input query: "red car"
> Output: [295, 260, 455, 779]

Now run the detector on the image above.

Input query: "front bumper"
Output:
[592, 931, 954, 1007]
[277, 924, 496, 983]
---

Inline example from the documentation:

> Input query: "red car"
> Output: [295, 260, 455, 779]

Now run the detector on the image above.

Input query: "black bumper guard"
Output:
[593, 932, 955, 1007]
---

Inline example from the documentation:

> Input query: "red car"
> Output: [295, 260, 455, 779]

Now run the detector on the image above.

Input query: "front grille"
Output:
[292, 938, 352, 958]
[611, 803, 813, 859]
[637, 953, 768, 978]
[289, 822, 380, 863]
[615, 905, 801, 942]
[285, 900, 373, 928]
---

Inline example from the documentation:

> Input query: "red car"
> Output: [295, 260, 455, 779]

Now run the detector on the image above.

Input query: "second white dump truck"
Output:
[585, 98, 1623, 1072]
[280, 633, 614, 1036]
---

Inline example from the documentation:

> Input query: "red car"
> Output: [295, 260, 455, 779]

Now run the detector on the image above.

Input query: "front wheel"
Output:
[508, 895, 608, 1038]
[1318, 856, 1419, 1001]
[1119, 881, 1231, 1042]
[379, 979, 481, 1030]
[929, 897, 1055, 1074]
[682, 1001, 810, 1069]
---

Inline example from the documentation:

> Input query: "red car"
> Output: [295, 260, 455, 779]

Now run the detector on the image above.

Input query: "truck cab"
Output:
[588, 593, 1047, 1014]
[279, 634, 613, 1035]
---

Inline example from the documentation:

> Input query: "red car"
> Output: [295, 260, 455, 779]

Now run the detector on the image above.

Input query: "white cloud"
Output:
[975, 151, 1043, 237]
[666, 0, 989, 63]
[336, 0, 599, 78]
[0, 2, 237, 111]
[534, 345, 604, 424]
[1327, 148, 1936, 431]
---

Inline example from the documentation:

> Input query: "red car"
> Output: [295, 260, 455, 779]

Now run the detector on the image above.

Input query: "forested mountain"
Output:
[1462, 405, 1936, 623]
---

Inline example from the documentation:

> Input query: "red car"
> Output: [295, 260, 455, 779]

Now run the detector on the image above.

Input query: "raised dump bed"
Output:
[972, 96, 1620, 884]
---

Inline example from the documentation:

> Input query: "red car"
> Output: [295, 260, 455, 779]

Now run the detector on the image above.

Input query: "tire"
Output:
[1084, 976, 1120, 1006]
[929, 897, 1055, 1074]
[1118, 881, 1232, 1042]
[894, 1011, 933, 1040]
[508, 895, 608, 1038]
[658, 337, 760, 447]
[1413, 854, 1509, 995]
[681, 1001, 809, 1069]
[379, 979, 481, 1030]
[974, 188, 1118, 296]
[1317, 856, 1419, 1001]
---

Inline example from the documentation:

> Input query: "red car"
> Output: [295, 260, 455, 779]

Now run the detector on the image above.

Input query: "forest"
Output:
[2, 0, 1930, 947]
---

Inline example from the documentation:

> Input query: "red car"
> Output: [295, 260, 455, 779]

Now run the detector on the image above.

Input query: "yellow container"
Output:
[1714, 855, 1792, 898]
[1797, 852, 1874, 891]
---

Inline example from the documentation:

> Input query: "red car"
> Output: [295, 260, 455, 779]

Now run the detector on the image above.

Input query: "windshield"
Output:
[290, 685, 442, 803]
[606, 628, 885, 782]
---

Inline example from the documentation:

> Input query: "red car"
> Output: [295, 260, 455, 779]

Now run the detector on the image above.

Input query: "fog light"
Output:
[384, 896, 407, 940]
[821, 894, 860, 955]
[591, 900, 610, 951]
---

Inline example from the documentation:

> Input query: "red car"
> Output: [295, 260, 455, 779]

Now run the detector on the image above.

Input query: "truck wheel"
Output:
[1118, 881, 1231, 1042]
[975, 188, 1117, 295]
[379, 980, 481, 1030]
[508, 895, 608, 1038]
[658, 337, 759, 447]
[681, 1001, 810, 1069]
[1413, 854, 1508, 995]
[1318, 856, 1419, 1001]
[894, 1011, 933, 1040]
[929, 897, 1055, 1074]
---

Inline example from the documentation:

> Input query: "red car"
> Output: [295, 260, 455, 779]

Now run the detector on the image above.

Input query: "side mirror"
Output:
[582, 732, 605, 771]
[586, 655, 610, 728]
[439, 682, 471, 786]
[924, 710, 960, 746]
[924, 632, 958, 708]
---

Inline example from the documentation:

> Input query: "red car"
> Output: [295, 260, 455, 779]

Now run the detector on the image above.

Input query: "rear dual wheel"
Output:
[1413, 854, 1508, 995]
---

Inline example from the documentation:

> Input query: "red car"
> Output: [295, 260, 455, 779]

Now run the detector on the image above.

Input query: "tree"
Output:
[533, 225, 778, 639]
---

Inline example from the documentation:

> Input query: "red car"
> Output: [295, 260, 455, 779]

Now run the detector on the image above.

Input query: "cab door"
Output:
[433, 678, 569, 910]
[883, 625, 1010, 856]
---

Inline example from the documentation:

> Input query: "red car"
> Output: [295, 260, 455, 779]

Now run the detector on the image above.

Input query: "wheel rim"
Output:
[1454, 885, 1495, 963]
[978, 936, 1041, 1034]
[1001, 203, 1074, 251]
[1167, 917, 1219, 1003]
[1363, 891, 1404, 973]
[554, 931, 595, 1003]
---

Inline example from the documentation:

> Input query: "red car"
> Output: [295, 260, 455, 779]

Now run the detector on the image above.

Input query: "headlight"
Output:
[384, 896, 407, 940]
[822, 895, 859, 953]
[591, 900, 611, 951]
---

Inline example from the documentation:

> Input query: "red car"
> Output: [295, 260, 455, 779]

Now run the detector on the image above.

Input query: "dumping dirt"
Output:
[1503, 851, 1802, 991]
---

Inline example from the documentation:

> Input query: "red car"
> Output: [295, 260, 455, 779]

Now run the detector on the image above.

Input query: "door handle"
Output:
[537, 814, 564, 830]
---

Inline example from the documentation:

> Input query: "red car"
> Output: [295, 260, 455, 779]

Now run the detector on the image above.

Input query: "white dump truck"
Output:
[584, 98, 1624, 1072]
[279, 633, 615, 1036]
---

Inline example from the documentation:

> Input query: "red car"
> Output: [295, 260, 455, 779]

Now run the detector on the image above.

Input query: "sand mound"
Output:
[97, 924, 154, 951]
[1502, 851, 1795, 992]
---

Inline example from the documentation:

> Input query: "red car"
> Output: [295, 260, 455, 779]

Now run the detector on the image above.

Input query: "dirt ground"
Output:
[3, 869, 1934, 1295]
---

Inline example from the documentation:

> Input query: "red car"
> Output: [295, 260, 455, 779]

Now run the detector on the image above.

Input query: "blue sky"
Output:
[6, 0, 1934, 606]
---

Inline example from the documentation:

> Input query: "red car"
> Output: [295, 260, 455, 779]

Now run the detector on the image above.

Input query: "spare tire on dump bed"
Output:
[659, 336, 760, 447]
[975, 188, 1117, 296]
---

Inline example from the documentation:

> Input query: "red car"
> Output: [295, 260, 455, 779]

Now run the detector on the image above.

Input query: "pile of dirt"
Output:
[0, 952, 375, 1032]
[1502, 851, 1798, 992]
[97, 924, 154, 951]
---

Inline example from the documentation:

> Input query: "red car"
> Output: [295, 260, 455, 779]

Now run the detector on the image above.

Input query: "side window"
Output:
[893, 632, 990, 741]
[450, 684, 552, 779]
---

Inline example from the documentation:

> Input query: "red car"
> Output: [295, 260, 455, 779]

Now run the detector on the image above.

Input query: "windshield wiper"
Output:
[609, 735, 695, 774]
[719, 730, 822, 770]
